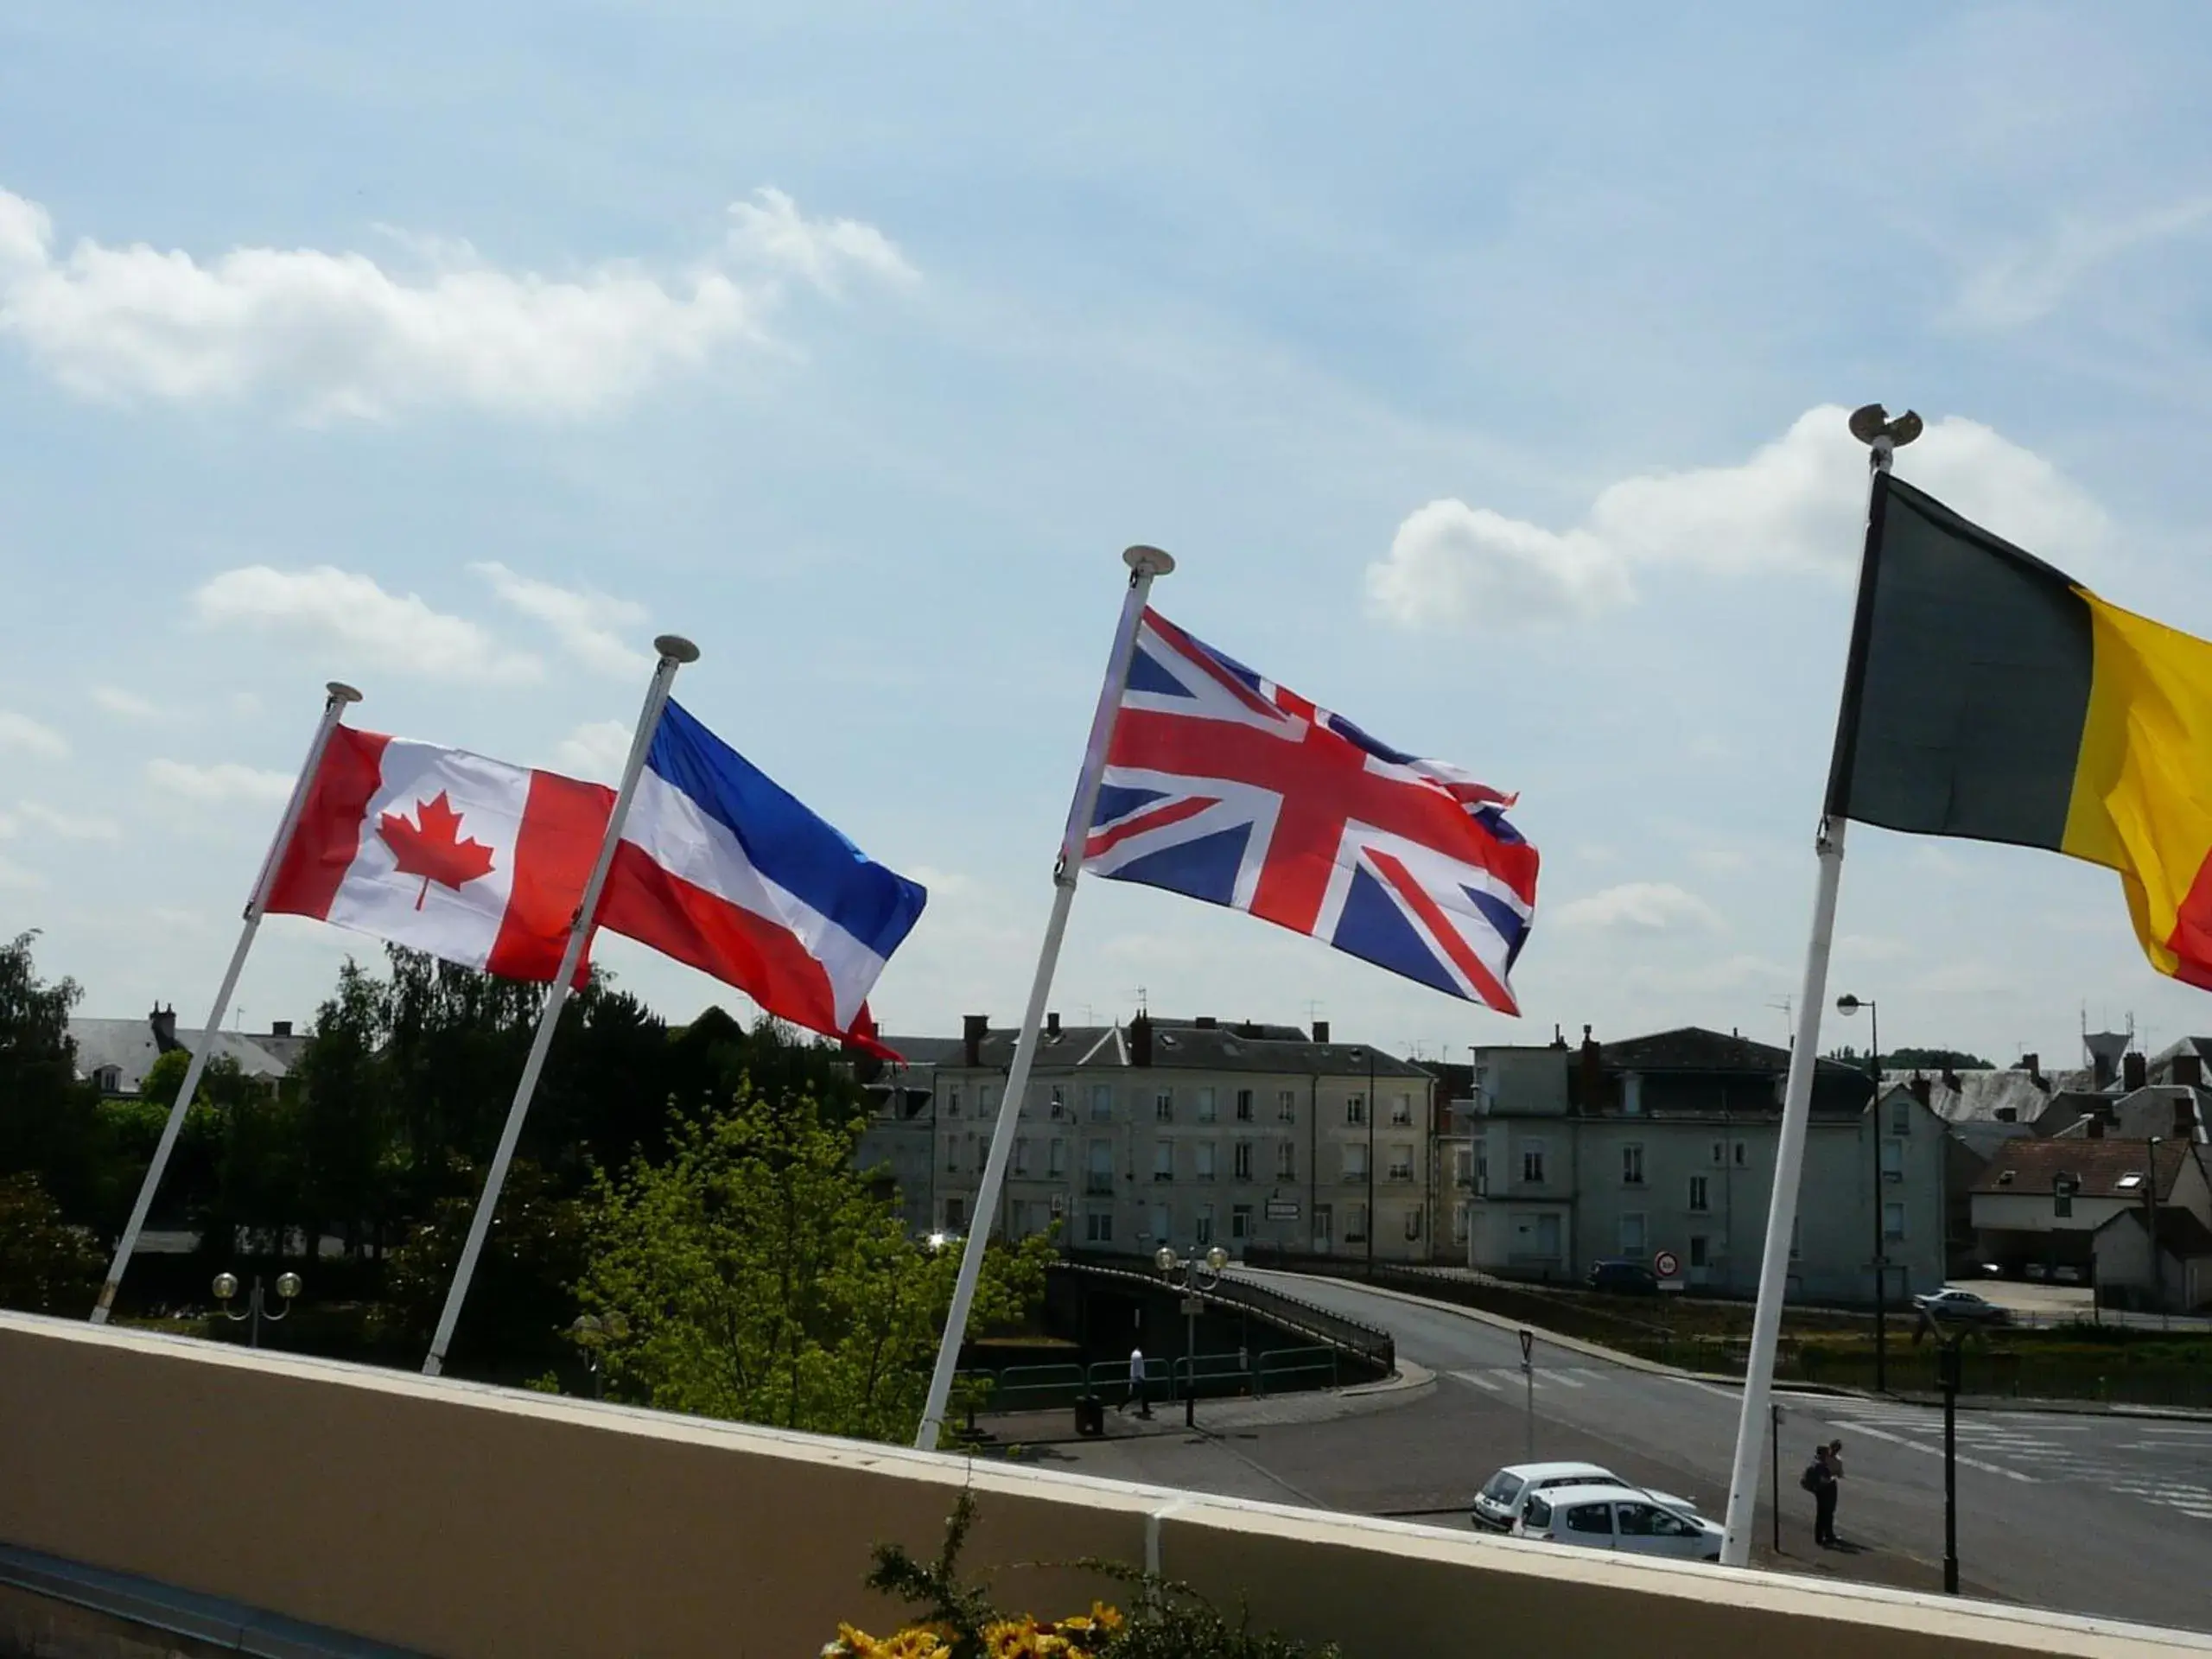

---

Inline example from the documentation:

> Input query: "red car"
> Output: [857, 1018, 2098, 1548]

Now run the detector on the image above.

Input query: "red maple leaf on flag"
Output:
[377, 791, 497, 910]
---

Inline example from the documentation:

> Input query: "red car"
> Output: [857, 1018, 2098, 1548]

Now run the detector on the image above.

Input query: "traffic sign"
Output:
[1517, 1327, 1534, 1363]
[1653, 1249, 1681, 1280]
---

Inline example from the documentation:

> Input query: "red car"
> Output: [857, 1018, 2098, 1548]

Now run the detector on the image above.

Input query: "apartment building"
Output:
[875, 1012, 1434, 1262]
[1441, 1027, 1948, 1305]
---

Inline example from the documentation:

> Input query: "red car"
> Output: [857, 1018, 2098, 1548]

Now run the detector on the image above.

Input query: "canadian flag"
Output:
[264, 709, 926, 1052]
[266, 729, 612, 982]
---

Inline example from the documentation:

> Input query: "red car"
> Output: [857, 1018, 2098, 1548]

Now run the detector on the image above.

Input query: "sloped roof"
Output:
[1602, 1026, 1859, 1078]
[67, 1018, 292, 1094]
[1883, 1065, 2092, 1127]
[1972, 1135, 2195, 1201]
[2094, 1206, 2212, 1260]
[889, 1019, 1430, 1078]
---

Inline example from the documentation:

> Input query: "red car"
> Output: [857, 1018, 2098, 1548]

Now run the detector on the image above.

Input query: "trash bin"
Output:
[1074, 1395, 1105, 1437]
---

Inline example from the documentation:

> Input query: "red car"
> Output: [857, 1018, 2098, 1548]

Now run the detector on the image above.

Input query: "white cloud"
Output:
[1837, 932, 1913, 963]
[146, 759, 295, 804]
[10, 801, 122, 842]
[472, 563, 649, 676]
[0, 183, 912, 421]
[1955, 198, 2212, 329]
[551, 719, 632, 784]
[1367, 405, 2109, 628]
[92, 684, 168, 721]
[193, 565, 542, 684]
[1553, 880, 1726, 934]
[0, 853, 42, 891]
[1625, 951, 1792, 995]
[0, 709, 67, 758]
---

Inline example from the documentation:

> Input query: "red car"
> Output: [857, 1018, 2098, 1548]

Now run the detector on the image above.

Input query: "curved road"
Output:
[1230, 1271, 2212, 1633]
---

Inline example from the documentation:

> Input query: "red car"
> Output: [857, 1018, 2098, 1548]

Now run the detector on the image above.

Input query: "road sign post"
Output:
[1518, 1327, 1535, 1460]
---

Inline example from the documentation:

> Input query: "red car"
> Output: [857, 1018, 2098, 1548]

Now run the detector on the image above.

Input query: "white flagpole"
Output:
[92, 680, 364, 1325]
[914, 545, 1174, 1450]
[421, 634, 699, 1377]
[1719, 418, 1904, 1565]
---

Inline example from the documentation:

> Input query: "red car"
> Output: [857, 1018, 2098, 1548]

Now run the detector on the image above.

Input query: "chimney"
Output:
[1311, 1019, 1330, 1044]
[2177, 1097, 2198, 1139]
[2173, 1052, 2202, 1089]
[1046, 1012, 1060, 1038]
[1551, 1022, 1568, 1050]
[962, 1014, 988, 1069]
[1995, 1106, 2017, 1122]
[1578, 1024, 1603, 1111]
[2022, 1052, 2045, 1091]
[1195, 1015, 1217, 1030]
[149, 1004, 179, 1052]
[270, 1019, 293, 1039]
[1910, 1074, 1931, 1108]
[2124, 1052, 2148, 1092]
[1238, 1020, 1262, 1039]
[1131, 1013, 1154, 1067]
[1942, 1065, 1962, 1092]
[2087, 1116, 2106, 1139]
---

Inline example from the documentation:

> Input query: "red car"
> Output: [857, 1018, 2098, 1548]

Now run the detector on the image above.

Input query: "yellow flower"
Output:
[1090, 1603, 1124, 1632]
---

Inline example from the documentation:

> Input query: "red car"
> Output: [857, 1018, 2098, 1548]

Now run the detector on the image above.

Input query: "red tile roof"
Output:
[1972, 1135, 2194, 1201]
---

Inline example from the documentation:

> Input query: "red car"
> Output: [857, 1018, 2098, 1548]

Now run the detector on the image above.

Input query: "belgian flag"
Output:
[1827, 473, 2212, 988]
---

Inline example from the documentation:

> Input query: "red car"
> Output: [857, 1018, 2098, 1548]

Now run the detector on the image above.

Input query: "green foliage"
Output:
[382, 1155, 587, 1364]
[862, 1491, 1342, 1659]
[0, 1172, 102, 1313]
[576, 1084, 1052, 1444]
[1886, 1046, 1994, 1071]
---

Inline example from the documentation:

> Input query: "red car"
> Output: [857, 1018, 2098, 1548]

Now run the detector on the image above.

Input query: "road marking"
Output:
[1545, 1370, 1587, 1389]
[1829, 1419, 2038, 1483]
[1451, 1369, 1503, 1392]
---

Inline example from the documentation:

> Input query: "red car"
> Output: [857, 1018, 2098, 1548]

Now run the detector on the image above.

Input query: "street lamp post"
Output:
[212, 1271, 301, 1350]
[1919, 1303, 1965, 1593]
[1836, 994, 1887, 1392]
[569, 1312, 630, 1399]
[1155, 1243, 1229, 1427]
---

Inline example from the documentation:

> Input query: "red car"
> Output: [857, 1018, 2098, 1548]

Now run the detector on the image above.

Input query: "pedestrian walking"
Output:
[1827, 1439, 1846, 1541]
[1126, 1344, 1151, 1417]
[1801, 1444, 1839, 1547]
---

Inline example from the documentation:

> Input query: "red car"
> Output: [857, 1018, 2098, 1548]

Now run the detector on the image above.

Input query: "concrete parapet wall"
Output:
[1, 1313, 2205, 1659]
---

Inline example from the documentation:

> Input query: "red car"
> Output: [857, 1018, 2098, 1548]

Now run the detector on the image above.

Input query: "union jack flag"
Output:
[1084, 608, 1539, 1013]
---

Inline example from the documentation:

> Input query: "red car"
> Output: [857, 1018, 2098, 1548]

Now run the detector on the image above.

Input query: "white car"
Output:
[1471, 1462, 1699, 1535]
[1515, 1483, 1724, 1563]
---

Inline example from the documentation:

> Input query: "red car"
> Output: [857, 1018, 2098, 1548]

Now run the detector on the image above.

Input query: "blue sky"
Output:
[8, 3, 2212, 1067]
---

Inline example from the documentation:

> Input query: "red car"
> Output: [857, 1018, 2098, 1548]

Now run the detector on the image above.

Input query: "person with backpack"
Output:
[1801, 1444, 1839, 1546]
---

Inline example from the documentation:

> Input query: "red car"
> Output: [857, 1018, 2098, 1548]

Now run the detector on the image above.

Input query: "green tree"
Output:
[0, 932, 111, 1230]
[577, 1083, 1052, 1444]
[0, 1172, 102, 1313]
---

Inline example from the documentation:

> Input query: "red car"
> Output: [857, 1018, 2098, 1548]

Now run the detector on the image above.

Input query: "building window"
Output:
[945, 1197, 965, 1230]
[1049, 1138, 1068, 1177]
[1086, 1140, 1114, 1196]
[1522, 1141, 1547, 1185]
[1236, 1089, 1255, 1122]
[981, 1085, 997, 1118]
[1733, 1141, 1748, 1166]
[1891, 1098, 1911, 1135]
[1710, 1140, 1725, 1166]
[1276, 1142, 1297, 1180]
[1197, 1087, 1217, 1123]
[1014, 1138, 1031, 1177]
[1346, 1093, 1368, 1126]
[1086, 1211, 1114, 1244]
[1090, 1084, 1114, 1122]
[1688, 1235, 1708, 1268]
[946, 1138, 961, 1173]
[1344, 1144, 1369, 1182]
[1153, 1141, 1174, 1181]
[1155, 1089, 1174, 1122]
[1196, 1205, 1215, 1246]
[1452, 1201, 1470, 1244]
[1881, 1139, 1904, 1182]
[1883, 1201, 1906, 1242]
[1476, 1146, 1488, 1194]
[1195, 1141, 1217, 1181]
[1050, 1084, 1066, 1116]
[1405, 1205, 1423, 1241]
[1234, 1141, 1255, 1180]
[1313, 1205, 1333, 1249]
[2054, 1183, 2073, 1218]
[1232, 1204, 1252, 1239]
[1623, 1074, 1644, 1116]
[1149, 1203, 1171, 1241]
[1346, 1203, 1369, 1243]
[1391, 1093, 1414, 1126]
[1619, 1212, 1647, 1256]
[1623, 1144, 1645, 1186]
[947, 1085, 963, 1118]
[1688, 1175, 1710, 1213]
[1389, 1144, 1414, 1182]
[1276, 1090, 1297, 1123]
[1453, 1145, 1473, 1186]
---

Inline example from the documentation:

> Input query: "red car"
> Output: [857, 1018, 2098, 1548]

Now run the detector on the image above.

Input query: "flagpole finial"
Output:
[654, 634, 702, 664]
[1847, 404, 1923, 448]
[326, 682, 364, 704]
[1123, 545, 1176, 577]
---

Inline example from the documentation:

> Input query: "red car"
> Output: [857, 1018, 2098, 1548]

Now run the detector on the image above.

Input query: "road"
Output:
[1028, 1271, 2212, 1633]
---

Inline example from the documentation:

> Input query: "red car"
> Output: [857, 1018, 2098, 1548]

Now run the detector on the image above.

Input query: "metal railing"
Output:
[1056, 1253, 1395, 1372]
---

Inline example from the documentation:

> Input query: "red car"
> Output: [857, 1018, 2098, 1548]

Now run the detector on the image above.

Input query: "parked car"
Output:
[1516, 1484, 1723, 1563]
[2024, 1262, 2048, 1281]
[1586, 1260, 1660, 1295]
[1910, 1288, 2010, 1327]
[2053, 1264, 2084, 1285]
[1471, 1462, 1699, 1534]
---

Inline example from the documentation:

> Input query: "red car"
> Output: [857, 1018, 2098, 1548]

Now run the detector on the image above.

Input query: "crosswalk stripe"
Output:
[1545, 1370, 1586, 1389]
[1452, 1369, 1503, 1392]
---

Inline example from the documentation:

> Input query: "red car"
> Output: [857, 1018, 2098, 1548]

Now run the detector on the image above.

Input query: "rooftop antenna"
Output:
[1128, 986, 1148, 1017]
[1766, 995, 1793, 1046]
